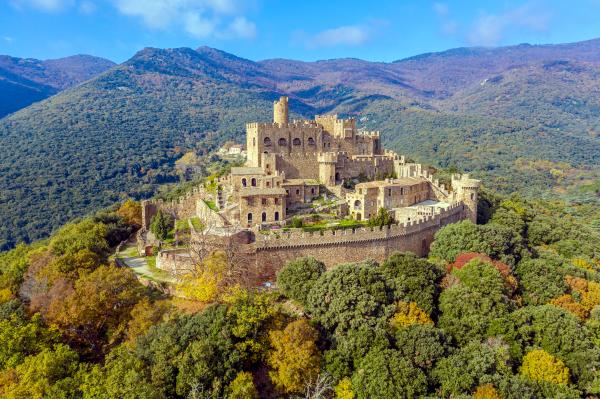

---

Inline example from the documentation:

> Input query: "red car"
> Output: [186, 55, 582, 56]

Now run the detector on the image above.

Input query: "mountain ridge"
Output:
[1, 38, 600, 250]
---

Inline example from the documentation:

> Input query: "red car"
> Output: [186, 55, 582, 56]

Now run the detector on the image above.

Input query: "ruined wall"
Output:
[141, 185, 208, 229]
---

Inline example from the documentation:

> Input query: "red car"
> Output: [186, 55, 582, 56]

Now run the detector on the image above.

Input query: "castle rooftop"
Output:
[231, 166, 264, 175]
[239, 187, 287, 196]
[355, 177, 423, 189]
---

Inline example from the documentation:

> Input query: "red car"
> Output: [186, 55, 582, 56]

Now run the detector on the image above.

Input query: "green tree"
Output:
[380, 252, 443, 315]
[515, 257, 568, 305]
[306, 263, 394, 335]
[49, 219, 109, 257]
[150, 210, 173, 241]
[438, 259, 512, 345]
[433, 340, 511, 397]
[351, 348, 427, 399]
[429, 220, 525, 266]
[367, 207, 394, 228]
[276, 257, 325, 305]
[393, 324, 450, 370]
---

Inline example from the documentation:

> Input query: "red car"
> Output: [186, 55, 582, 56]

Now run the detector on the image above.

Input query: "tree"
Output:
[306, 263, 394, 335]
[367, 207, 394, 228]
[515, 257, 568, 305]
[126, 298, 173, 344]
[334, 378, 354, 399]
[393, 325, 450, 370]
[429, 220, 525, 266]
[433, 340, 511, 397]
[0, 344, 81, 399]
[0, 313, 59, 370]
[390, 301, 433, 329]
[549, 295, 588, 320]
[277, 257, 325, 305]
[438, 260, 512, 345]
[150, 210, 173, 241]
[351, 349, 427, 399]
[268, 319, 322, 394]
[49, 219, 109, 256]
[46, 265, 146, 356]
[520, 349, 570, 385]
[473, 383, 502, 399]
[226, 371, 258, 399]
[380, 252, 442, 315]
[117, 199, 143, 228]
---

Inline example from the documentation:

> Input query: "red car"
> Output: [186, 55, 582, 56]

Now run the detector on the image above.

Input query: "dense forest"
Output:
[1, 187, 600, 398]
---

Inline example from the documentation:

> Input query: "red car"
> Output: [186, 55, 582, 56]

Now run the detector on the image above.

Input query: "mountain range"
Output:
[1, 38, 600, 250]
[0, 54, 115, 118]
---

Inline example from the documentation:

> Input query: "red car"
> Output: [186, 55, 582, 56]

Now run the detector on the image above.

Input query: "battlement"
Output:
[246, 121, 321, 130]
[255, 202, 464, 249]
[318, 152, 338, 163]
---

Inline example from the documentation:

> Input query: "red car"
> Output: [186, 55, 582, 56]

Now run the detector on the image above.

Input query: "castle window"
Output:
[278, 138, 287, 146]
[251, 178, 257, 187]
[266, 182, 271, 187]
[242, 178, 247, 187]
[274, 211, 280, 221]
[354, 200, 361, 210]
[264, 137, 272, 146]
[307, 137, 315, 146]
[388, 189, 392, 197]
[293, 138, 301, 146]
[296, 189, 300, 195]
[262, 212, 267, 222]
[471, 193, 474, 200]
[262, 198, 267, 205]
[253, 138, 256, 146]
[286, 190, 289, 195]
[311, 188, 315, 194]
[247, 213, 253, 223]
[274, 198, 280, 205]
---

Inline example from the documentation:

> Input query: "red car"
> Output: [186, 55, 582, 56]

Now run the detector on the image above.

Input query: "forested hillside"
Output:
[1, 192, 600, 398]
[2, 39, 600, 249]
[0, 54, 115, 118]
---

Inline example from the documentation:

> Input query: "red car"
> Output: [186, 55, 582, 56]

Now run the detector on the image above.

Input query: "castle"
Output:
[140, 97, 480, 280]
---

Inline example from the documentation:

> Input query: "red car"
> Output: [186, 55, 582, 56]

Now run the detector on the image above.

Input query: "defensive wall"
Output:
[141, 185, 209, 230]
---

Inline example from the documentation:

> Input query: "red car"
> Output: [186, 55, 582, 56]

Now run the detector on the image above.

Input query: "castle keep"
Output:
[141, 97, 480, 280]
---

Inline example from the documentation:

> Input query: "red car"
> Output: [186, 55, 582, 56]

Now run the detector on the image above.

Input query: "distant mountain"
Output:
[1, 39, 600, 250]
[0, 54, 115, 117]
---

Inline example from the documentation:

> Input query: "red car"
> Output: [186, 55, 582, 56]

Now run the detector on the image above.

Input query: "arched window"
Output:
[247, 213, 253, 223]
[335, 172, 340, 181]
[310, 188, 315, 194]
[278, 138, 287, 146]
[354, 200, 361, 210]
[242, 178, 247, 187]
[261, 212, 267, 222]
[264, 137, 272, 146]
[274, 211, 279, 221]
[251, 178, 257, 187]
[307, 137, 315, 146]
[292, 138, 301, 146]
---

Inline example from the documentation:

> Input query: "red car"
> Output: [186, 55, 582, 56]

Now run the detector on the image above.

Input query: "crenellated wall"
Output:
[141, 185, 208, 229]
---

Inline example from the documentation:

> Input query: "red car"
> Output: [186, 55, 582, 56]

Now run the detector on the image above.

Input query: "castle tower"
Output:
[318, 152, 337, 186]
[452, 174, 481, 224]
[273, 96, 288, 125]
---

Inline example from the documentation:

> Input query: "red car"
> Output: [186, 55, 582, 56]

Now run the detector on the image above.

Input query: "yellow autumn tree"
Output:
[473, 383, 502, 399]
[116, 199, 142, 227]
[390, 301, 433, 328]
[335, 377, 355, 399]
[520, 349, 570, 384]
[550, 294, 589, 320]
[178, 251, 227, 302]
[227, 371, 258, 399]
[268, 319, 322, 394]
[582, 281, 600, 311]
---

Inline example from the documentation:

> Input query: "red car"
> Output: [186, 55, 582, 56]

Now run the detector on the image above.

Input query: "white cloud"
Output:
[78, 0, 96, 14]
[433, 2, 449, 17]
[110, 0, 256, 39]
[2, 36, 15, 44]
[228, 16, 256, 39]
[306, 25, 371, 49]
[468, 2, 551, 46]
[10, 0, 74, 12]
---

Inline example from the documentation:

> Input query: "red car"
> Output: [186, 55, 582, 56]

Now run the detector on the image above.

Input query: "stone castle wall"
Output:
[250, 202, 465, 281]
[141, 185, 208, 229]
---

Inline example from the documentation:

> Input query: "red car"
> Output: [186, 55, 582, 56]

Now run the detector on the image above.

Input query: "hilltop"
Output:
[1, 39, 600, 249]
[0, 54, 115, 118]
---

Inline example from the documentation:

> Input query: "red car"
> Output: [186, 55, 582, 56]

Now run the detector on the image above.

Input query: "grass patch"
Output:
[203, 199, 218, 211]
[190, 216, 203, 231]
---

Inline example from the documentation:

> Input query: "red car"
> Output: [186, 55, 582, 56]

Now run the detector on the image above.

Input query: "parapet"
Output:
[318, 152, 338, 163]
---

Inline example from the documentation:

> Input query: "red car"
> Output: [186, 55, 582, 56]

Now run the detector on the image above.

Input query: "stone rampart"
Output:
[141, 185, 208, 229]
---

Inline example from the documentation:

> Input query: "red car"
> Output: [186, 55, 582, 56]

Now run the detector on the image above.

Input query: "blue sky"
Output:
[1, 0, 600, 63]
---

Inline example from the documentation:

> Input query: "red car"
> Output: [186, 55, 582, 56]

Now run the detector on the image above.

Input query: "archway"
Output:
[242, 178, 247, 187]
[262, 212, 267, 222]
[274, 211, 279, 221]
